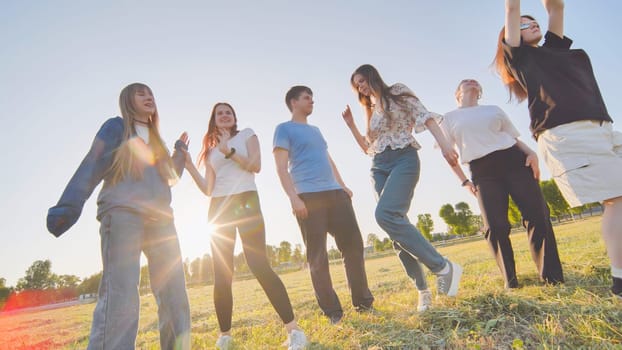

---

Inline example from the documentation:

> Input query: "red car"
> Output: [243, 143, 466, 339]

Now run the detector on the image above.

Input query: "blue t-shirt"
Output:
[273, 121, 342, 194]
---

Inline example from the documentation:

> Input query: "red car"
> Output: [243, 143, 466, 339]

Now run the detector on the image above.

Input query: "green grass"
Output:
[1, 216, 621, 349]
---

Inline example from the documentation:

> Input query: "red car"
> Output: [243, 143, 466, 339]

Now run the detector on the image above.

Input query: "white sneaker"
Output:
[286, 329, 308, 350]
[216, 335, 233, 350]
[417, 289, 433, 312]
[436, 259, 463, 297]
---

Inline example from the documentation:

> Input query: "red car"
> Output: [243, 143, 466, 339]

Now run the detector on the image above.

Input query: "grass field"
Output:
[1, 216, 621, 349]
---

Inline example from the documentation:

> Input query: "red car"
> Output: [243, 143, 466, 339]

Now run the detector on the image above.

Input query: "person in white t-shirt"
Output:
[441, 79, 564, 289]
[183, 102, 307, 350]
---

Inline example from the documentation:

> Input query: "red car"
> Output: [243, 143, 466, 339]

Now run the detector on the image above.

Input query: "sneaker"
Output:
[436, 259, 463, 297]
[216, 335, 232, 350]
[417, 289, 432, 312]
[286, 329, 308, 350]
[612, 277, 622, 300]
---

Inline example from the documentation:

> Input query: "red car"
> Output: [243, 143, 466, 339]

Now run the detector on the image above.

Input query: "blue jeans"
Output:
[88, 209, 190, 350]
[371, 146, 446, 290]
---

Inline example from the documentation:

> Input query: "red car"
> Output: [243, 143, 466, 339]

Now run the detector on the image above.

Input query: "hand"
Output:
[343, 186, 353, 198]
[179, 131, 189, 145]
[341, 105, 355, 128]
[525, 152, 540, 180]
[290, 196, 308, 219]
[217, 129, 231, 155]
[465, 181, 478, 196]
[441, 147, 459, 167]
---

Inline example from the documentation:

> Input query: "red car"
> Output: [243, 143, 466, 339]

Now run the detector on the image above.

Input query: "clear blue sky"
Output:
[1, 1, 620, 287]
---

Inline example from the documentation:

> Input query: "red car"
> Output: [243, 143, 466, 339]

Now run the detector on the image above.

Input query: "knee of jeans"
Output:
[374, 207, 393, 228]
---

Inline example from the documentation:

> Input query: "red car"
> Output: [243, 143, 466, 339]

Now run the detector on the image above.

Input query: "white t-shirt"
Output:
[209, 128, 258, 197]
[441, 105, 520, 164]
[134, 123, 150, 144]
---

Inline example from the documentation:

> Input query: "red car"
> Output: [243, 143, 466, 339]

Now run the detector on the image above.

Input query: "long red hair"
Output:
[492, 15, 536, 102]
[197, 102, 239, 167]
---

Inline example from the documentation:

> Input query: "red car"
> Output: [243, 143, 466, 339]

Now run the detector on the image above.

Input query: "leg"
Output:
[476, 178, 518, 288]
[393, 242, 428, 290]
[372, 148, 446, 273]
[508, 166, 564, 284]
[143, 218, 191, 350]
[602, 196, 622, 295]
[209, 197, 238, 333]
[238, 192, 295, 324]
[328, 190, 375, 310]
[371, 162, 428, 290]
[88, 210, 143, 350]
[298, 191, 343, 318]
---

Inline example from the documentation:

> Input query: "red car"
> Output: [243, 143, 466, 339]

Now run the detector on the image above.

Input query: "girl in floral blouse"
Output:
[342, 64, 462, 311]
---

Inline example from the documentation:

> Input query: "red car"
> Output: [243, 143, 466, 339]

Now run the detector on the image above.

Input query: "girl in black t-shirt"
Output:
[493, 0, 622, 299]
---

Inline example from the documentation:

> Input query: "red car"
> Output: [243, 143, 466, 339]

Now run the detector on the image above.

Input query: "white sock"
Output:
[437, 261, 450, 275]
[612, 266, 622, 279]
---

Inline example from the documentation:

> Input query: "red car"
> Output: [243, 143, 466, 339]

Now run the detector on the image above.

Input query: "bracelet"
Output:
[461, 179, 471, 187]
[225, 147, 236, 159]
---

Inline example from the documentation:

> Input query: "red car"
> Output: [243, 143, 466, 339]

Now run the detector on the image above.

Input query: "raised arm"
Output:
[341, 105, 369, 154]
[543, 0, 564, 38]
[274, 148, 308, 219]
[505, 0, 523, 47]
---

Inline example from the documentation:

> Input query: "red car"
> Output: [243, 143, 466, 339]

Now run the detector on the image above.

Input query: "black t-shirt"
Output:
[503, 31, 611, 138]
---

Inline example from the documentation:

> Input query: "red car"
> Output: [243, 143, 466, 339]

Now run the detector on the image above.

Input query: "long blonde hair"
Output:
[109, 83, 177, 185]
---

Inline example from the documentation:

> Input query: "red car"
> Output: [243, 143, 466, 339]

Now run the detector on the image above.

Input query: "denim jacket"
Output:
[47, 117, 186, 237]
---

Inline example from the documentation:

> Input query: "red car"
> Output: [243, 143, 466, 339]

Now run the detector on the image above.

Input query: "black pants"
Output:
[209, 191, 295, 332]
[470, 146, 564, 287]
[297, 189, 374, 317]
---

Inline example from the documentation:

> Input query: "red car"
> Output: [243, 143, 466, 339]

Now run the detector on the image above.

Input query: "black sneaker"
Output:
[612, 277, 622, 299]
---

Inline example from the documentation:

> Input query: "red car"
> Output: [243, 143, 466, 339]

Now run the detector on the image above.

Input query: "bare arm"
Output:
[450, 163, 477, 196]
[505, 0, 523, 47]
[342, 105, 369, 153]
[514, 139, 540, 180]
[183, 150, 215, 196]
[274, 148, 308, 219]
[328, 154, 352, 197]
[543, 0, 564, 38]
[425, 118, 459, 167]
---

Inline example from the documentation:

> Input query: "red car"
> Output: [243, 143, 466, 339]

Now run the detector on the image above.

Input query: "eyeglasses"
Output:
[520, 21, 539, 30]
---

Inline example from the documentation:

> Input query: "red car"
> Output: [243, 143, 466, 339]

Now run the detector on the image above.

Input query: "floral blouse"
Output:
[366, 83, 441, 155]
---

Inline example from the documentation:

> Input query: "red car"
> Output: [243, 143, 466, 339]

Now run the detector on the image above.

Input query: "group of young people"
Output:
[46, 0, 621, 349]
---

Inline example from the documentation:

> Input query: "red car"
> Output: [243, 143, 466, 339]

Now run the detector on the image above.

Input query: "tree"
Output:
[77, 272, 102, 295]
[439, 203, 477, 236]
[0, 278, 11, 305]
[327, 247, 341, 260]
[291, 244, 304, 265]
[200, 254, 214, 284]
[540, 179, 569, 221]
[56, 275, 81, 289]
[16, 260, 57, 291]
[234, 252, 249, 273]
[508, 197, 522, 227]
[416, 214, 434, 240]
[266, 245, 279, 267]
[278, 241, 292, 263]
[190, 257, 202, 284]
[139, 265, 150, 292]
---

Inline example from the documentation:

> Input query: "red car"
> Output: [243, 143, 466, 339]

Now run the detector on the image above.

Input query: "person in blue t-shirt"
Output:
[273, 86, 374, 324]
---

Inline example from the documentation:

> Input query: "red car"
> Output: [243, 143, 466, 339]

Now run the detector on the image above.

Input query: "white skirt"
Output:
[537, 120, 622, 207]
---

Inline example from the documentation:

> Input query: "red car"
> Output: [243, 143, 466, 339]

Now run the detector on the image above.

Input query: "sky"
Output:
[1, 1, 621, 287]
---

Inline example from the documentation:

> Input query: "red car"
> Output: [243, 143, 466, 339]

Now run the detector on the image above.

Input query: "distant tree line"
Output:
[1, 180, 601, 310]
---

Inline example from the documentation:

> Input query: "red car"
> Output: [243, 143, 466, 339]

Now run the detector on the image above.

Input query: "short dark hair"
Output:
[285, 85, 313, 112]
